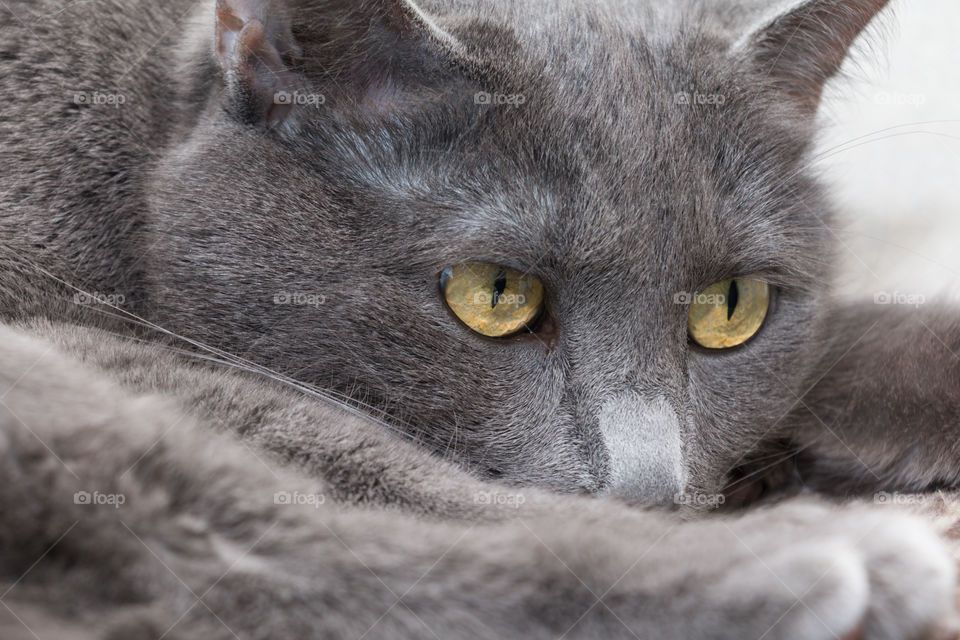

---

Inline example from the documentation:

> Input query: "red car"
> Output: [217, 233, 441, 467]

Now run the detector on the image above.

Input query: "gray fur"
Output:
[597, 394, 686, 502]
[1, 0, 957, 637]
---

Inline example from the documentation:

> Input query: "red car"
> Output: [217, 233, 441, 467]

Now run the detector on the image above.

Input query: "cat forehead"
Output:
[317, 119, 824, 291]
[424, 155, 822, 289]
[292, 53, 821, 287]
[264, 0, 826, 283]
[436, 8, 820, 280]
[390, 94, 813, 279]
[432, 0, 749, 45]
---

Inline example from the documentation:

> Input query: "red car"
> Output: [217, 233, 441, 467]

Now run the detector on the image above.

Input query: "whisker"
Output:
[813, 130, 960, 165]
[25, 264, 436, 447]
[724, 443, 813, 490]
[810, 119, 960, 163]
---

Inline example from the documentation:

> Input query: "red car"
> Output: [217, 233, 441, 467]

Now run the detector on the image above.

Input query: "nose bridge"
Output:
[561, 277, 683, 383]
[557, 287, 689, 503]
[562, 313, 686, 406]
[596, 392, 687, 503]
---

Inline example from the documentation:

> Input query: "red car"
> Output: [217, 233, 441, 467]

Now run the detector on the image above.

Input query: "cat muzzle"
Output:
[596, 393, 687, 504]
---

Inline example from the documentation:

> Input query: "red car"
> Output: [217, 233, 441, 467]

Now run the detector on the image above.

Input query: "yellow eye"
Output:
[688, 278, 770, 350]
[441, 263, 545, 338]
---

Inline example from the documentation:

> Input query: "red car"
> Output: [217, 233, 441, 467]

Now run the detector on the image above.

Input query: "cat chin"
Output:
[719, 458, 804, 511]
[720, 474, 768, 510]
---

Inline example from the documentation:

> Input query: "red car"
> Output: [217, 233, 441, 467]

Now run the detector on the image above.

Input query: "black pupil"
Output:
[492, 270, 507, 309]
[726, 280, 739, 321]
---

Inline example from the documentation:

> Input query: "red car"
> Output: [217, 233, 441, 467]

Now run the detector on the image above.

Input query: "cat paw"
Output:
[854, 511, 956, 639]
[722, 505, 956, 640]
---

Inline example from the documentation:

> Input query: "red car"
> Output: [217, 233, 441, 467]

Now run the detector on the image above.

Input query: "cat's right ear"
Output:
[734, 0, 891, 115]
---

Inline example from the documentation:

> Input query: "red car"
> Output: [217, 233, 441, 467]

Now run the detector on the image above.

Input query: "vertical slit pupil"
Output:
[492, 270, 507, 309]
[726, 280, 739, 321]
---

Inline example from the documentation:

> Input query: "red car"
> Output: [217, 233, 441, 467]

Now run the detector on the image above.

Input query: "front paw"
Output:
[717, 504, 956, 640]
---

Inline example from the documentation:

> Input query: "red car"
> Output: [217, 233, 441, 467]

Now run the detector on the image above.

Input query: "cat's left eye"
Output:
[687, 278, 771, 350]
[441, 263, 545, 338]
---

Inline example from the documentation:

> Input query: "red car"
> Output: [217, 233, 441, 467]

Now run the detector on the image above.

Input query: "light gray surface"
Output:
[819, 0, 960, 302]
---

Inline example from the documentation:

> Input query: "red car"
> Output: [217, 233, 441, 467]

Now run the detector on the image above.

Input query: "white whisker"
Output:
[25, 263, 434, 448]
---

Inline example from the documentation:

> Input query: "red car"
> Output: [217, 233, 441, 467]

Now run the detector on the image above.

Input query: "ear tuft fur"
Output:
[735, 0, 892, 114]
[215, 0, 301, 126]
[212, 0, 467, 126]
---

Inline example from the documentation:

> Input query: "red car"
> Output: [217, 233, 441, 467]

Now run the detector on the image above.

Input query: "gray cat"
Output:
[1, 0, 959, 638]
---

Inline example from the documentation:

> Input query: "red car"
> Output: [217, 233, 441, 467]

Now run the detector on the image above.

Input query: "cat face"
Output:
[145, 0, 887, 503]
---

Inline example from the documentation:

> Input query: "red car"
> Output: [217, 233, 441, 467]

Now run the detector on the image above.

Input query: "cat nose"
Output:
[596, 393, 686, 504]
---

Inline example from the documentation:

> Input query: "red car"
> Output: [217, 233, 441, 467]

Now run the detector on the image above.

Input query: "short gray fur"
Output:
[1, 0, 959, 638]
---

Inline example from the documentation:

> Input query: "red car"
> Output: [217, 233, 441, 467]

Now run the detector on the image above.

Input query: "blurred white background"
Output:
[818, 0, 960, 303]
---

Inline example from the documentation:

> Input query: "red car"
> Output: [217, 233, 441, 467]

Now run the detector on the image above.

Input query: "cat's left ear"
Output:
[214, 0, 467, 127]
[215, 0, 302, 126]
[734, 0, 891, 115]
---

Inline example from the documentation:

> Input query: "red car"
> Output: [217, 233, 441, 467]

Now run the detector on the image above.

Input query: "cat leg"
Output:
[784, 302, 960, 494]
[0, 324, 955, 639]
[18, 318, 540, 521]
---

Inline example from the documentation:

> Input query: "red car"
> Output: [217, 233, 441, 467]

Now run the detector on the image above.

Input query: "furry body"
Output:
[1, 0, 959, 637]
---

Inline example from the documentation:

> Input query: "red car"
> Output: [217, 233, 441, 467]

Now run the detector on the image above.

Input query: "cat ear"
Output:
[299, 0, 467, 118]
[214, 0, 464, 126]
[215, 0, 301, 126]
[734, 0, 891, 114]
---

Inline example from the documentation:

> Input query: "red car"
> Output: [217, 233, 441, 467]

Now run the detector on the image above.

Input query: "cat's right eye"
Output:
[440, 263, 545, 338]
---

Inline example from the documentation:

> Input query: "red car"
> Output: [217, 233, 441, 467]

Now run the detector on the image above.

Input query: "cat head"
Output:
[146, 0, 890, 505]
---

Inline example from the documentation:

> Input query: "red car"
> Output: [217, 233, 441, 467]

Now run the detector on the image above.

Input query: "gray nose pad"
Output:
[597, 394, 686, 503]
